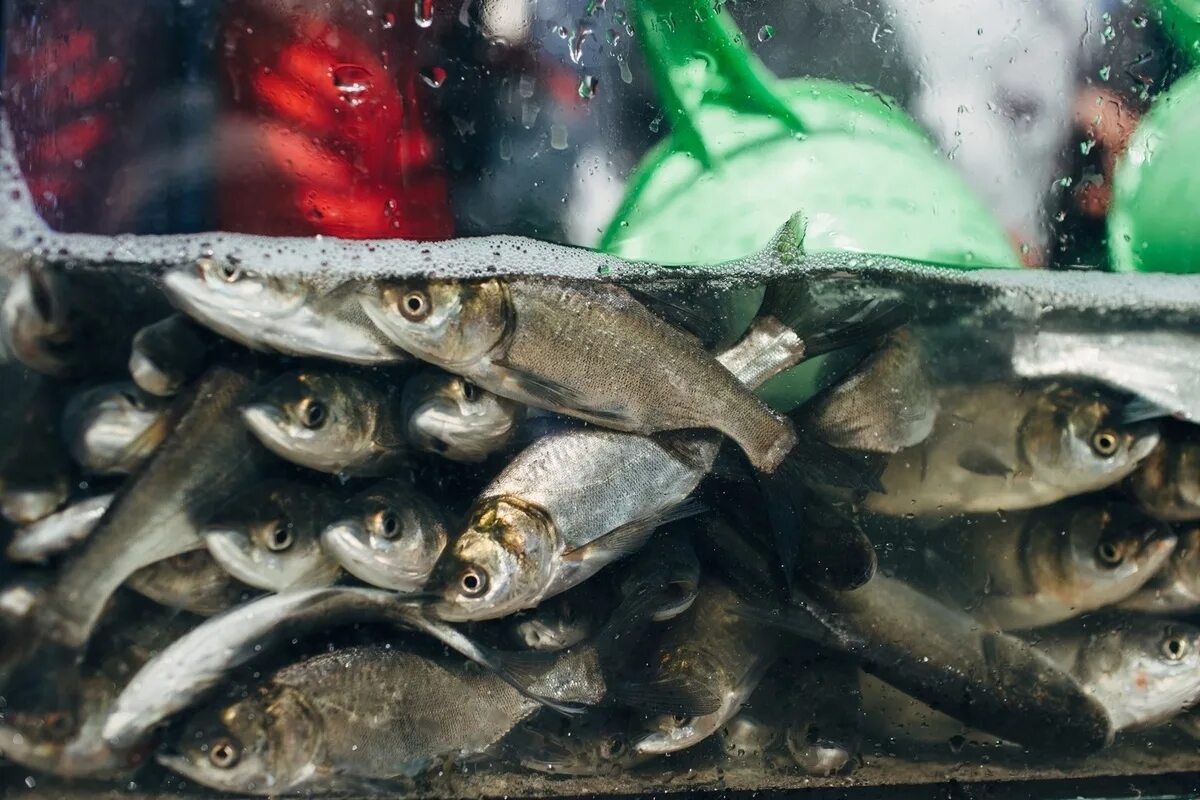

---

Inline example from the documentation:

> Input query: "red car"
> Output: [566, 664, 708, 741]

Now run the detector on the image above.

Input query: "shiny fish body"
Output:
[867, 382, 1159, 516]
[163, 260, 406, 365]
[128, 314, 212, 397]
[1130, 428, 1200, 522]
[1120, 526, 1200, 613]
[126, 549, 254, 616]
[61, 383, 170, 475]
[7, 494, 114, 563]
[360, 278, 795, 472]
[402, 370, 526, 462]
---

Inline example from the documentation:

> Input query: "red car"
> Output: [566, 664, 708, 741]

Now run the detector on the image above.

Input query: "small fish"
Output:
[159, 641, 606, 794]
[26, 364, 274, 649]
[241, 368, 408, 476]
[867, 382, 1160, 516]
[510, 590, 604, 651]
[163, 259, 406, 364]
[7, 494, 114, 563]
[509, 711, 651, 776]
[359, 277, 796, 472]
[402, 369, 526, 462]
[61, 383, 170, 475]
[618, 534, 701, 622]
[128, 314, 212, 397]
[1129, 424, 1200, 522]
[1032, 618, 1200, 732]
[1120, 526, 1200, 613]
[126, 549, 255, 616]
[806, 328, 936, 454]
[1, 260, 170, 377]
[319, 479, 448, 593]
[884, 502, 1177, 629]
[0, 363, 73, 524]
[718, 711, 778, 760]
[203, 480, 345, 593]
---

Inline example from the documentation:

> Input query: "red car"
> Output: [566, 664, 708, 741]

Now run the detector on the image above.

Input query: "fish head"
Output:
[63, 383, 168, 475]
[0, 479, 71, 525]
[1, 263, 77, 375]
[512, 595, 592, 651]
[718, 712, 778, 759]
[161, 687, 320, 794]
[361, 279, 508, 367]
[1172, 439, 1200, 509]
[1057, 505, 1177, 594]
[241, 371, 372, 473]
[1024, 387, 1160, 490]
[403, 369, 522, 462]
[513, 719, 646, 776]
[164, 258, 306, 324]
[635, 711, 712, 755]
[426, 496, 556, 621]
[1082, 621, 1200, 731]
[320, 480, 448, 592]
[203, 483, 339, 592]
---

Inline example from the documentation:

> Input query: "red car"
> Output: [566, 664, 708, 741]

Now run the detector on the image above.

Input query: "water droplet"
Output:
[420, 66, 448, 88]
[332, 64, 372, 106]
[586, 0, 606, 15]
[1080, 139, 1096, 155]
[414, 0, 434, 28]
[383, 198, 398, 216]
[25, 777, 36, 789]
[550, 123, 569, 150]
[1133, 15, 1148, 29]
[757, 25, 774, 42]
[618, 55, 633, 84]
[569, 25, 592, 64]
[578, 75, 599, 100]
[1098, 64, 1111, 81]
[382, 11, 396, 28]
[605, 28, 621, 45]
[648, 115, 661, 133]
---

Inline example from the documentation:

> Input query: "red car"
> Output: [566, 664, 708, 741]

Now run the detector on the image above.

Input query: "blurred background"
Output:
[1, 0, 1196, 271]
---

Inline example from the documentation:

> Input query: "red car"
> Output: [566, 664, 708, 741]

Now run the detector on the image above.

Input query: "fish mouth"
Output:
[128, 349, 176, 396]
[240, 404, 299, 460]
[156, 752, 258, 793]
[1, 486, 68, 525]
[321, 522, 427, 593]
[203, 529, 275, 591]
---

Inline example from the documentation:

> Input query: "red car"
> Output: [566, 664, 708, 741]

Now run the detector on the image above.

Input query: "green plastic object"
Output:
[1109, 70, 1200, 274]
[601, 0, 1019, 408]
[1152, 0, 1200, 64]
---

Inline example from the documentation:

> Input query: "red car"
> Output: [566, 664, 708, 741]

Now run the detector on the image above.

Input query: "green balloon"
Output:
[1109, 69, 1200, 273]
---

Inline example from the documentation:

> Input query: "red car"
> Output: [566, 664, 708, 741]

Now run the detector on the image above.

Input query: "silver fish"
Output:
[241, 368, 408, 476]
[509, 711, 652, 776]
[61, 382, 170, 475]
[424, 316, 813, 622]
[618, 534, 701, 622]
[510, 590, 603, 651]
[1120, 525, 1200, 613]
[319, 479, 449, 592]
[126, 549, 254, 616]
[403, 369, 526, 462]
[718, 711, 778, 760]
[1032, 618, 1200, 732]
[128, 314, 211, 397]
[203, 479, 344, 593]
[163, 259, 406, 365]
[6, 494, 113, 563]
[360, 277, 796, 471]
[867, 382, 1160, 516]
[1130, 426, 1200, 522]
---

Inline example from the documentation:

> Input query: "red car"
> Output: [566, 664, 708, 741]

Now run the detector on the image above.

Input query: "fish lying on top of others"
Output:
[359, 277, 797, 472]
[866, 382, 1160, 517]
[241, 369, 409, 476]
[60, 383, 170, 476]
[163, 260, 407, 365]
[402, 369, 528, 462]
[1129, 423, 1200, 522]
[1120, 525, 1200, 613]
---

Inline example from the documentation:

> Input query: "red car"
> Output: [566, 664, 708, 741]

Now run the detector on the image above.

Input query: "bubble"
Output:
[331, 64, 373, 106]
[382, 11, 396, 28]
[757, 25, 774, 42]
[420, 66, 448, 88]
[414, 0, 434, 28]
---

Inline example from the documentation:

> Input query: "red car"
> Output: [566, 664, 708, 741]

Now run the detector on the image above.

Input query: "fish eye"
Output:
[373, 509, 401, 539]
[602, 735, 626, 759]
[299, 398, 326, 429]
[671, 714, 691, 727]
[397, 290, 432, 322]
[1162, 633, 1189, 661]
[1096, 540, 1125, 566]
[219, 263, 243, 283]
[459, 568, 489, 597]
[208, 737, 241, 769]
[43, 710, 74, 738]
[265, 521, 293, 552]
[1091, 429, 1121, 457]
[462, 381, 481, 402]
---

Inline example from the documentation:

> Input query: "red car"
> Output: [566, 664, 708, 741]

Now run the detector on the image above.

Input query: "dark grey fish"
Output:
[128, 314, 212, 397]
[61, 382, 170, 476]
[0, 362, 73, 524]
[126, 549, 255, 616]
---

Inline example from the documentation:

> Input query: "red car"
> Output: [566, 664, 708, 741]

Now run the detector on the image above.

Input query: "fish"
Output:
[6, 493, 114, 563]
[883, 502, 1177, 629]
[99, 586, 572, 751]
[737, 572, 1116, 755]
[617, 534, 701, 622]
[508, 711, 653, 776]
[0, 363, 73, 524]
[805, 328, 936, 454]
[510, 589, 605, 651]
[203, 479, 345, 593]
[61, 382, 170, 475]
[163, 259, 406, 364]
[866, 382, 1161, 516]
[423, 312, 869, 622]
[1031, 618, 1200, 732]
[1, 260, 170, 377]
[402, 369, 526, 462]
[128, 314, 213, 397]
[626, 578, 778, 757]
[125, 549, 255, 616]
[25, 364, 274, 649]
[359, 277, 797, 472]
[159, 641, 606, 794]
[319, 479, 448, 593]
[718, 711, 779, 760]
[1120, 525, 1200, 613]
[1129, 424, 1200, 522]
[241, 368, 408, 476]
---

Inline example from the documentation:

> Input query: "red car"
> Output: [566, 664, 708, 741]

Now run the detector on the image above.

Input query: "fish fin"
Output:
[800, 300, 912, 359]
[766, 212, 808, 267]
[494, 362, 628, 424]
[729, 600, 835, 649]
[561, 499, 706, 563]
[1121, 396, 1173, 424]
[956, 447, 1015, 477]
[485, 650, 591, 716]
[798, 513, 878, 592]
[626, 286, 719, 344]
[610, 674, 723, 716]
[593, 577, 687, 668]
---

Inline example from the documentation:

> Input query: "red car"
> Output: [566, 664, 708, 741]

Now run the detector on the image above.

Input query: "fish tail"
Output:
[726, 407, 797, 473]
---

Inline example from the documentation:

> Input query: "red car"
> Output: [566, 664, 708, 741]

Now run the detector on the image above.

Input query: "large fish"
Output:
[867, 382, 1160, 516]
[359, 277, 796, 471]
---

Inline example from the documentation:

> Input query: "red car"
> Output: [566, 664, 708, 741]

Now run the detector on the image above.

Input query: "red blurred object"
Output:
[217, 0, 454, 240]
